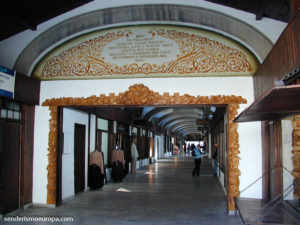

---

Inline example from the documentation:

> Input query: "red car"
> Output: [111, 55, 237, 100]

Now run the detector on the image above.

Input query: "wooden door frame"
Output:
[261, 120, 283, 201]
[0, 121, 22, 214]
[43, 83, 246, 212]
[1, 104, 35, 213]
[273, 120, 283, 198]
[261, 121, 270, 200]
[96, 129, 102, 151]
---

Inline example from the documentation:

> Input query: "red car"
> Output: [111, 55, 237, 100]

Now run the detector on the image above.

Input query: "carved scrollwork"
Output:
[47, 106, 58, 204]
[45, 84, 245, 210]
[34, 26, 257, 80]
[43, 84, 247, 107]
[292, 115, 300, 197]
[227, 103, 241, 211]
[120, 84, 157, 105]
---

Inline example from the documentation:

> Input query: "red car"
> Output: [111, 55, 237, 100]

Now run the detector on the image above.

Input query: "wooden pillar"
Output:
[47, 106, 58, 204]
[292, 115, 300, 197]
[274, 120, 283, 197]
[261, 122, 270, 201]
[227, 104, 241, 213]
[290, 0, 300, 20]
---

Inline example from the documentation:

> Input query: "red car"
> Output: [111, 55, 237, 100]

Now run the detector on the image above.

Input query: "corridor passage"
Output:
[2, 156, 243, 225]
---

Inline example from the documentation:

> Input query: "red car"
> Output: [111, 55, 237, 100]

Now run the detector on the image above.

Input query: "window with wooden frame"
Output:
[0, 98, 22, 121]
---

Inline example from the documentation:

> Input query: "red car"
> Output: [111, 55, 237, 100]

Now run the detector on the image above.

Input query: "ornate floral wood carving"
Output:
[44, 83, 246, 210]
[227, 103, 241, 211]
[40, 29, 252, 78]
[47, 106, 58, 204]
[33, 25, 258, 80]
[292, 115, 300, 197]
[43, 84, 247, 107]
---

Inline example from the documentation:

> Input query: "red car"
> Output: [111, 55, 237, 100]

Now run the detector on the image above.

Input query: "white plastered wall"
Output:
[61, 108, 89, 200]
[282, 118, 294, 200]
[238, 121, 262, 198]
[33, 76, 262, 204]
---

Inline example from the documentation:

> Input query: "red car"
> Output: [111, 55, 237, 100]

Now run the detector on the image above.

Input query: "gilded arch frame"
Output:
[42, 84, 246, 211]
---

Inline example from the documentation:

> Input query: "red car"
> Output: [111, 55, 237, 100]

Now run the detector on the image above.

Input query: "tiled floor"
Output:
[1, 155, 243, 225]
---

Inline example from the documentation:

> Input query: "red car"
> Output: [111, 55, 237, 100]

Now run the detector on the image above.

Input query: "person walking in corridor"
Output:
[131, 136, 139, 174]
[213, 142, 218, 176]
[192, 144, 202, 176]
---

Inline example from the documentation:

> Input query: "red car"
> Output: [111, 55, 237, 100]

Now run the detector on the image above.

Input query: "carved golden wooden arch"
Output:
[42, 84, 246, 212]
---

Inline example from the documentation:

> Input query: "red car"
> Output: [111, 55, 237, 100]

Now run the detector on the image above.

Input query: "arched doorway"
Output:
[43, 84, 246, 212]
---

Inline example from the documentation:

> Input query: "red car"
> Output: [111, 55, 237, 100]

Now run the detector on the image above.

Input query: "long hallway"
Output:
[2, 155, 243, 225]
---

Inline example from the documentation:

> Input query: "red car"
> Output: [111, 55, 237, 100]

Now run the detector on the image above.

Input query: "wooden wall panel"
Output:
[253, 10, 300, 99]
[15, 73, 40, 105]
[291, 0, 300, 19]
[2, 122, 21, 214]
[20, 104, 35, 206]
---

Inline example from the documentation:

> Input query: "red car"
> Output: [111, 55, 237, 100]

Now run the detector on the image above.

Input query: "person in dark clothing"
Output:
[192, 144, 202, 176]
[187, 144, 191, 155]
[213, 143, 218, 176]
[88, 149, 105, 189]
